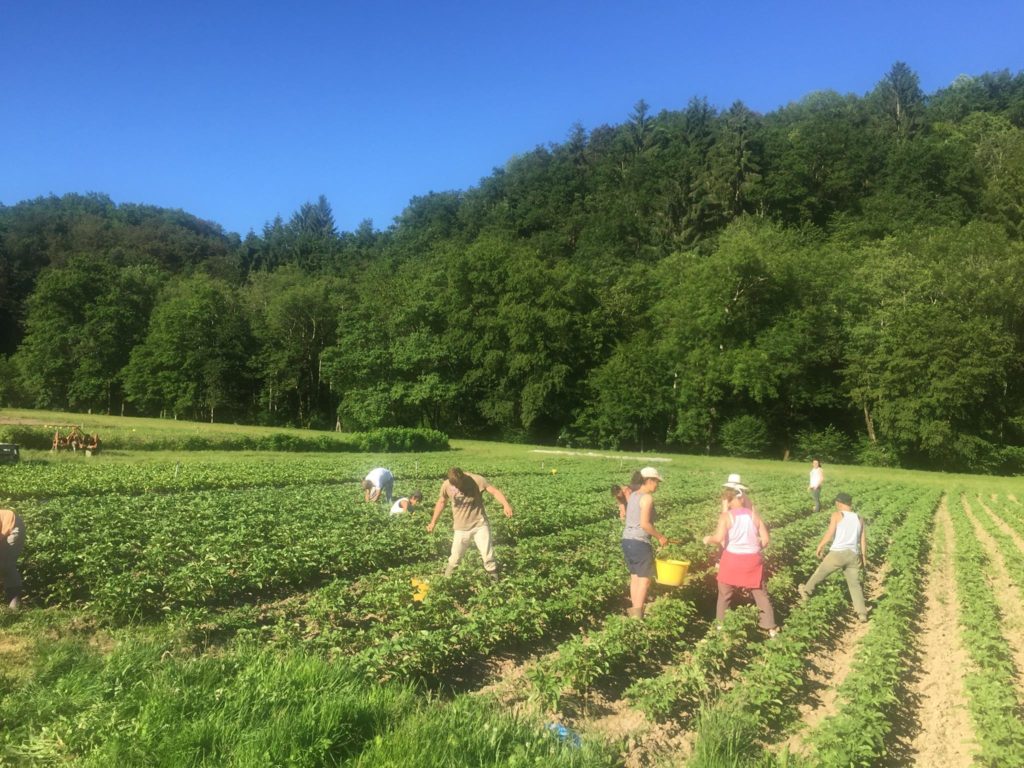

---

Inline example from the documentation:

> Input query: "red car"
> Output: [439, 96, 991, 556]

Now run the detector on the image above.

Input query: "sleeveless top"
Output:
[623, 491, 655, 542]
[831, 510, 861, 554]
[724, 507, 761, 554]
[389, 498, 410, 515]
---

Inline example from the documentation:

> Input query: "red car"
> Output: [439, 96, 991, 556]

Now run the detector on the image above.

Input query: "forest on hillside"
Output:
[2, 63, 1023, 473]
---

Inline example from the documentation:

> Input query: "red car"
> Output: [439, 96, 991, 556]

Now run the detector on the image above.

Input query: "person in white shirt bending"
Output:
[362, 467, 395, 503]
[798, 492, 868, 622]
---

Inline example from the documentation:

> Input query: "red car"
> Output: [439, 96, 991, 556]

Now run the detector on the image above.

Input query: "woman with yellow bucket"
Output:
[621, 467, 669, 619]
[702, 474, 780, 637]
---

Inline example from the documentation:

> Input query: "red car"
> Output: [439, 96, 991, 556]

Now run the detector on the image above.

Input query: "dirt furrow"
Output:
[963, 497, 1024, 696]
[905, 497, 978, 767]
[778, 559, 890, 758]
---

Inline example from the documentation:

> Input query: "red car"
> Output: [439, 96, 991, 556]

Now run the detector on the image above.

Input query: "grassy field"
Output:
[1, 410, 1022, 766]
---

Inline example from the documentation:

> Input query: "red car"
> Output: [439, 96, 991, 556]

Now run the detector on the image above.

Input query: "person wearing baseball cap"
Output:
[798, 492, 868, 622]
[621, 466, 668, 619]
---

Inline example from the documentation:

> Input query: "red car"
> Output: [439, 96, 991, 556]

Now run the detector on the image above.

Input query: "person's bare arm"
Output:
[639, 494, 667, 547]
[816, 512, 841, 557]
[486, 484, 513, 517]
[703, 511, 729, 547]
[755, 512, 770, 548]
[427, 486, 446, 532]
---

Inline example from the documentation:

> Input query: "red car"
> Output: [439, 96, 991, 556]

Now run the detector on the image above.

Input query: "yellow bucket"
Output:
[411, 577, 430, 602]
[655, 558, 690, 586]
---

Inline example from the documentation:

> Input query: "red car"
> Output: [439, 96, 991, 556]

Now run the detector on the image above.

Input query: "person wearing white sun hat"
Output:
[621, 466, 669, 619]
[702, 473, 779, 636]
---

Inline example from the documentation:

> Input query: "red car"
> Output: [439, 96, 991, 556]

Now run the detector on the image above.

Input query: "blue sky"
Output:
[3, 1, 1022, 236]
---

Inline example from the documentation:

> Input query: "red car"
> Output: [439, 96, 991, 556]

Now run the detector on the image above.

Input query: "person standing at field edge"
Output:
[798, 492, 868, 622]
[427, 467, 513, 579]
[703, 474, 780, 637]
[808, 458, 824, 514]
[621, 467, 669, 619]
[362, 467, 395, 504]
[0, 505, 26, 611]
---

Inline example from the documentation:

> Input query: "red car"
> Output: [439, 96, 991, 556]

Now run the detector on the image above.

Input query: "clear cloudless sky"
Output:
[3, 0, 1022, 236]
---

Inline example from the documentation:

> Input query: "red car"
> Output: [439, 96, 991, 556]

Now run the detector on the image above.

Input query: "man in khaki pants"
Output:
[428, 467, 513, 579]
[798, 492, 868, 622]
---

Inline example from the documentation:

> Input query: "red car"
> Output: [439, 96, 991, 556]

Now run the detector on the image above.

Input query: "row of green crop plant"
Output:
[233, 475, 814, 689]
[619, 505, 848, 725]
[238, 521, 634, 684]
[0, 633, 619, 767]
[782, 489, 939, 766]
[0, 452, 477, 500]
[518, 483, 887, 716]
[3, 449, 744, 519]
[945, 494, 1024, 767]
[617, 485, 905, 724]
[22, 480, 626, 620]
[0, 423, 449, 453]
[684, 487, 931, 767]
[966, 496, 1024, 625]
[983, 493, 1024, 544]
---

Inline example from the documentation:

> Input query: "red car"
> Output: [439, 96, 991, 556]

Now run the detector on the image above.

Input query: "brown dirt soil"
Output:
[963, 498, 1024, 697]
[904, 497, 978, 767]
[779, 559, 891, 759]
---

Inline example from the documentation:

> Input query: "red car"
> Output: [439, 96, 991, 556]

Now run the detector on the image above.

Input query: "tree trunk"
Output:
[863, 403, 877, 443]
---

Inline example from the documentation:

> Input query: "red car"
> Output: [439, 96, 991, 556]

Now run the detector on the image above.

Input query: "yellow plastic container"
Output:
[411, 577, 430, 602]
[655, 558, 690, 586]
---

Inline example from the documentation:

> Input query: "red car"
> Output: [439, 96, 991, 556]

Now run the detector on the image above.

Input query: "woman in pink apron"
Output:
[702, 474, 779, 637]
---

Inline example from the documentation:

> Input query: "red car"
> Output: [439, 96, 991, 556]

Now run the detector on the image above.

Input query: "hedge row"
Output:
[0, 425, 449, 453]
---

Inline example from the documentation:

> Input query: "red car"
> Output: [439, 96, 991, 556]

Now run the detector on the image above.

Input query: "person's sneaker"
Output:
[858, 613, 868, 623]
[486, 570, 500, 582]
[8, 596, 21, 612]
[768, 627, 781, 639]
[797, 585, 810, 603]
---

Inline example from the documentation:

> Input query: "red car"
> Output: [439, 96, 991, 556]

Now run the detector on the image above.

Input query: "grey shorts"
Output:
[621, 539, 655, 579]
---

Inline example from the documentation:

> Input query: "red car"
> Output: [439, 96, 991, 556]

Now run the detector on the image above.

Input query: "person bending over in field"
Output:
[427, 467, 513, 580]
[362, 467, 394, 504]
[621, 467, 669, 619]
[0, 505, 26, 611]
[703, 474, 779, 637]
[390, 490, 423, 515]
[798, 492, 868, 622]
[612, 470, 644, 520]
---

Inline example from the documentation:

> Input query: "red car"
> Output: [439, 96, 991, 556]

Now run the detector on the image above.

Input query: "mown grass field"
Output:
[1, 409, 1023, 767]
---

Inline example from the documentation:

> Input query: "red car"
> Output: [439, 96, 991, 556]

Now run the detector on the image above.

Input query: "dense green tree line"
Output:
[2, 64, 1024, 472]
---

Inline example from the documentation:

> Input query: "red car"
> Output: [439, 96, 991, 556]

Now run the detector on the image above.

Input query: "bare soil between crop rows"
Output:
[963, 497, 1024, 701]
[780, 558, 891, 759]
[905, 497, 978, 767]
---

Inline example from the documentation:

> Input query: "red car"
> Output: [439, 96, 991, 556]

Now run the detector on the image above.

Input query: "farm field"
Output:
[2, 416, 1024, 766]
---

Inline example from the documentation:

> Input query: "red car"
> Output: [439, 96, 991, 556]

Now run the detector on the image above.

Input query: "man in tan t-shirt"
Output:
[428, 467, 513, 578]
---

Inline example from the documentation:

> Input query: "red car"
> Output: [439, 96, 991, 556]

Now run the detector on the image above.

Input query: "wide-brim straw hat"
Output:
[722, 473, 749, 492]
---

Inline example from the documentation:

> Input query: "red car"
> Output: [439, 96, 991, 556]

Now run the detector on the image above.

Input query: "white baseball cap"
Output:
[640, 467, 663, 481]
